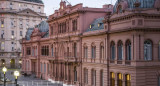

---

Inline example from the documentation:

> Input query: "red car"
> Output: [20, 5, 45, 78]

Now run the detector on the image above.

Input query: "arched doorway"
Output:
[10, 59, 15, 68]
[1, 59, 5, 67]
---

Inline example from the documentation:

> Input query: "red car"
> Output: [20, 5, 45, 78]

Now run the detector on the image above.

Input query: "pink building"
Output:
[22, 0, 160, 86]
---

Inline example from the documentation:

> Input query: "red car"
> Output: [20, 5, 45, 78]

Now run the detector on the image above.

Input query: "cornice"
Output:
[110, 13, 160, 23]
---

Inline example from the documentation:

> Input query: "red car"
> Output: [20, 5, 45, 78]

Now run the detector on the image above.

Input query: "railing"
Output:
[125, 60, 131, 65]
[110, 60, 131, 65]
[64, 52, 80, 62]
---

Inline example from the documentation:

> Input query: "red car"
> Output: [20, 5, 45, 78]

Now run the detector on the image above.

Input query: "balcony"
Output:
[125, 60, 131, 65]
[47, 56, 55, 61]
[29, 55, 37, 60]
[64, 52, 80, 63]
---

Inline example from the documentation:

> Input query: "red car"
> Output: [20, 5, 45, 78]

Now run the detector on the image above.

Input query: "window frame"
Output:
[111, 41, 115, 60]
[118, 41, 123, 60]
[126, 40, 131, 60]
[144, 40, 152, 61]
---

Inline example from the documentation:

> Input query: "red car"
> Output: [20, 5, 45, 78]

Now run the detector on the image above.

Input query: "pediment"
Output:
[31, 28, 42, 37]
[16, 8, 42, 17]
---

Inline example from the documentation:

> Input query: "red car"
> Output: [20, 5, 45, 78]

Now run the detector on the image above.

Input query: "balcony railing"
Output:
[64, 52, 80, 62]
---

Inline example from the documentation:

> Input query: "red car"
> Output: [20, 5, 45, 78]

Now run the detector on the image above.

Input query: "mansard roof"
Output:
[23, 0, 43, 4]
[86, 17, 104, 32]
[25, 21, 49, 40]
[113, 0, 156, 13]
[25, 28, 34, 40]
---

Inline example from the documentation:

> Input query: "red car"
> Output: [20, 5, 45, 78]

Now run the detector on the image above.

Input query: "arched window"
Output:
[100, 70, 103, 86]
[117, 73, 123, 86]
[125, 74, 131, 86]
[144, 40, 152, 60]
[159, 41, 160, 60]
[111, 41, 115, 60]
[73, 43, 77, 58]
[74, 66, 77, 81]
[84, 68, 88, 84]
[110, 72, 115, 86]
[83, 44, 88, 58]
[100, 43, 104, 59]
[118, 41, 123, 60]
[91, 43, 96, 59]
[91, 69, 96, 86]
[126, 40, 131, 60]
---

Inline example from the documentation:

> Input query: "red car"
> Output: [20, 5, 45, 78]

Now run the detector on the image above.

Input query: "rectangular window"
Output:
[11, 19, 14, 28]
[12, 47, 14, 51]
[91, 70, 96, 86]
[19, 19, 23, 28]
[1, 42, 4, 50]
[41, 46, 49, 56]
[100, 46, 104, 59]
[1, 30, 4, 39]
[11, 30, 14, 36]
[41, 63, 42, 73]
[111, 46, 115, 60]
[51, 26, 53, 35]
[127, 45, 131, 60]
[100, 70, 103, 86]
[72, 19, 77, 31]
[44, 63, 46, 73]
[118, 46, 123, 60]
[26, 47, 31, 55]
[84, 69, 88, 84]
[32, 48, 34, 56]
[1, 19, 4, 28]
[92, 47, 96, 59]
[20, 31, 22, 36]
[48, 64, 49, 74]
[84, 47, 88, 58]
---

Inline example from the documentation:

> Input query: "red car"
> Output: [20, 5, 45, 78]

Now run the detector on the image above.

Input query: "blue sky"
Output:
[42, 0, 116, 16]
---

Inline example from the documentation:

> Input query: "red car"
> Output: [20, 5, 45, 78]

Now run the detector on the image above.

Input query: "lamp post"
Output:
[14, 71, 20, 86]
[2, 67, 7, 86]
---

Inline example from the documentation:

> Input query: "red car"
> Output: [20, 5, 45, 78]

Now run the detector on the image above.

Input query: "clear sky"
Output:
[42, 0, 116, 16]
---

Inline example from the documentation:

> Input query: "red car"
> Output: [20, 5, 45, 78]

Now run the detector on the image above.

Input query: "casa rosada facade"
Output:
[21, 0, 160, 86]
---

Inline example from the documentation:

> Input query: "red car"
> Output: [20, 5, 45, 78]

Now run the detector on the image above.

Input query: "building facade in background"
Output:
[0, 0, 46, 68]
[22, 0, 160, 86]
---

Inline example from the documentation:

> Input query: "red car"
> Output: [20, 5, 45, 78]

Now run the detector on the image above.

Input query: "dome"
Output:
[23, 0, 43, 4]
[113, 0, 156, 13]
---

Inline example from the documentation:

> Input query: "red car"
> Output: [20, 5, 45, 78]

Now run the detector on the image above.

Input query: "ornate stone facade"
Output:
[22, 0, 160, 86]
[0, 0, 46, 68]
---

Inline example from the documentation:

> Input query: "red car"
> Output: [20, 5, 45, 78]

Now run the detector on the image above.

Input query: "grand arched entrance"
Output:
[10, 59, 15, 68]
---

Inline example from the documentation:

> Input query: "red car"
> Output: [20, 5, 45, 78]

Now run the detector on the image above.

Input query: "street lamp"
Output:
[2, 67, 7, 86]
[14, 71, 20, 86]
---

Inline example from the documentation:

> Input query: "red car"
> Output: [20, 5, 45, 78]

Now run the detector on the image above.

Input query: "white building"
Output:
[0, 0, 46, 68]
